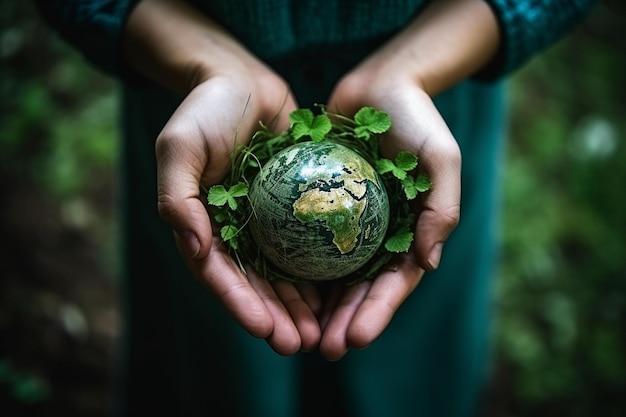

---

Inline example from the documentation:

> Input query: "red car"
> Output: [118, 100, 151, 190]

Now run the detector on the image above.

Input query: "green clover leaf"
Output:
[289, 108, 332, 143]
[395, 151, 418, 171]
[220, 224, 239, 247]
[375, 158, 396, 175]
[415, 172, 432, 192]
[207, 182, 249, 210]
[207, 185, 230, 206]
[384, 229, 414, 253]
[401, 175, 419, 200]
[354, 107, 391, 140]
[375, 158, 407, 180]
[375, 151, 420, 181]
[228, 182, 249, 198]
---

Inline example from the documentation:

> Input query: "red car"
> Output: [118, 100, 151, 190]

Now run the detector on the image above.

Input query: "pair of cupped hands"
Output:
[124, 0, 498, 364]
[155, 59, 461, 360]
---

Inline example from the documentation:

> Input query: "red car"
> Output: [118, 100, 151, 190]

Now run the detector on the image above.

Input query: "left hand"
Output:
[316, 0, 499, 360]
[319, 71, 462, 360]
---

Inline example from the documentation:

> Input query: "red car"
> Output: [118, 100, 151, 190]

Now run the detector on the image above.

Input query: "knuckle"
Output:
[448, 143, 462, 166]
[155, 129, 183, 157]
[421, 204, 461, 235]
[437, 137, 462, 166]
[443, 204, 461, 231]
[157, 193, 180, 224]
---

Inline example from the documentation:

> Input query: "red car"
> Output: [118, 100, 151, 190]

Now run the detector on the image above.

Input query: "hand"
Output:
[124, 0, 322, 355]
[156, 75, 324, 355]
[316, 0, 499, 360]
[318, 73, 461, 360]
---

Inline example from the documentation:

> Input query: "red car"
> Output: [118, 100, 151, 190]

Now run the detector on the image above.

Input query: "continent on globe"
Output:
[248, 141, 390, 281]
[293, 149, 379, 254]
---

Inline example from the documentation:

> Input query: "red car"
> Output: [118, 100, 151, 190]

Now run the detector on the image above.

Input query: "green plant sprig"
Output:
[206, 106, 431, 283]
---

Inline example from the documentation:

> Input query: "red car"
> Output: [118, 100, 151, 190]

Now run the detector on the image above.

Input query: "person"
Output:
[35, 1, 595, 416]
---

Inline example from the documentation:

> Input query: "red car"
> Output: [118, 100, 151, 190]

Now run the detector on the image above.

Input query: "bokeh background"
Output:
[1, 1, 624, 416]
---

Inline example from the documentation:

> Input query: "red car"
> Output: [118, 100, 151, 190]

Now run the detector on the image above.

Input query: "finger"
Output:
[155, 95, 215, 259]
[248, 273, 303, 355]
[411, 126, 461, 270]
[160, 190, 212, 260]
[382, 90, 461, 271]
[414, 199, 460, 270]
[261, 86, 299, 133]
[329, 83, 462, 270]
[297, 282, 323, 317]
[319, 280, 372, 361]
[345, 254, 424, 349]
[156, 80, 295, 260]
[271, 280, 321, 352]
[326, 74, 368, 117]
[317, 283, 342, 332]
[174, 235, 275, 339]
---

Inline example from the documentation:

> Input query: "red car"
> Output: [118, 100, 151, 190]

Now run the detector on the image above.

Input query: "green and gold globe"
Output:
[248, 141, 390, 281]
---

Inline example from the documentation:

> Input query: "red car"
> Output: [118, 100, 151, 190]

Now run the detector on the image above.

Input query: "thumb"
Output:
[414, 201, 460, 271]
[159, 191, 213, 260]
[156, 130, 214, 260]
[412, 141, 461, 270]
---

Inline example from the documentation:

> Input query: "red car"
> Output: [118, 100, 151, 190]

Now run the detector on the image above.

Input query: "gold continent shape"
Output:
[292, 147, 381, 254]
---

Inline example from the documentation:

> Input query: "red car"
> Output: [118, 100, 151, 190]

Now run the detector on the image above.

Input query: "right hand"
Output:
[124, 0, 322, 355]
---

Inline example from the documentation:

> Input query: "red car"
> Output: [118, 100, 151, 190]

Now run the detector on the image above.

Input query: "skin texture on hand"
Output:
[124, 0, 323, 355]
[320, 0, 500, 359]
[122, 0, 500, 360]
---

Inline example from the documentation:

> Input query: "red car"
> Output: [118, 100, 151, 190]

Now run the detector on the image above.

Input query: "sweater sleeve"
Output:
[479, 0, 596, 79]
[33, 0, 137, 77]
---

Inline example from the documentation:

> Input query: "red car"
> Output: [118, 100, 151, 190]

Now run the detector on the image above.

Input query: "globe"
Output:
[248, 141, 390, 281]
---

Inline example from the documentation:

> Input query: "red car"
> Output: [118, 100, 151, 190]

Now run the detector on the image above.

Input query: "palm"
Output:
[155, 73, 323, 355]
[314, 75, 462, 360]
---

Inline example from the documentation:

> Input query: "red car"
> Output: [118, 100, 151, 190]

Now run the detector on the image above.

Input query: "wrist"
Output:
[122, 0, 261, 93]
[354, 0, 500, 96]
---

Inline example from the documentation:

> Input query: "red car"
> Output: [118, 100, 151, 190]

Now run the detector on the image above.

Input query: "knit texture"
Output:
[191, 0, 427, 59]
[34, 0, 135, 75]
[483, 0, 595, 78]
[34, 0, 596, 79]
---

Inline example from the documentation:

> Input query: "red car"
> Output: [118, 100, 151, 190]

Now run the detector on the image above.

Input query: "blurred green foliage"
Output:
[0, 8, 118, 199]
[1, 1, 625, 417]
[1, 1, 120, 274]
[494, 2, 626, 415]
[0, 358, 49, 405]
[1, 3, 120, 416]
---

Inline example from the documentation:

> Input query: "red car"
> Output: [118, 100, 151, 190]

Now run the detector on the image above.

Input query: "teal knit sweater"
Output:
[32, 2, 597, 417]
[36, 0, 595, 81]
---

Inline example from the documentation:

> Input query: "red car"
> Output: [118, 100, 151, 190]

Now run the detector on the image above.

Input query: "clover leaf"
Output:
[375, 151, 417, 180]
[414, 172, 432, 192]
[289, 109, 332, 143]
[220, 224, 240, 248]
[401, 176, 419, 200]
[384, 229, 414, 253]
[354, 107, 391, 140]
[206, 104, 433, 283]
[395, 151, 418, 171]
[401, 172, 430, 200]
[208, 182, 249, 211]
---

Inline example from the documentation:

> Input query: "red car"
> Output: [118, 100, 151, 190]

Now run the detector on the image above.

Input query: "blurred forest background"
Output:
[1, 1, 625, 416]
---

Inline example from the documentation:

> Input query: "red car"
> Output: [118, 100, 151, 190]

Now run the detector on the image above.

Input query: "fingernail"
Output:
[427, 242, 443, 270]
[175, 230, 201, 259]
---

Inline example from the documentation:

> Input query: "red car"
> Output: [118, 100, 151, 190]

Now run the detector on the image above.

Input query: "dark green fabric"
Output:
[188, 0, 427, 60]
[482, 0, 595, 78]
[30, 1, 593, 416]
[117, 51, 506, 416]
[34, 0, 596, 80]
